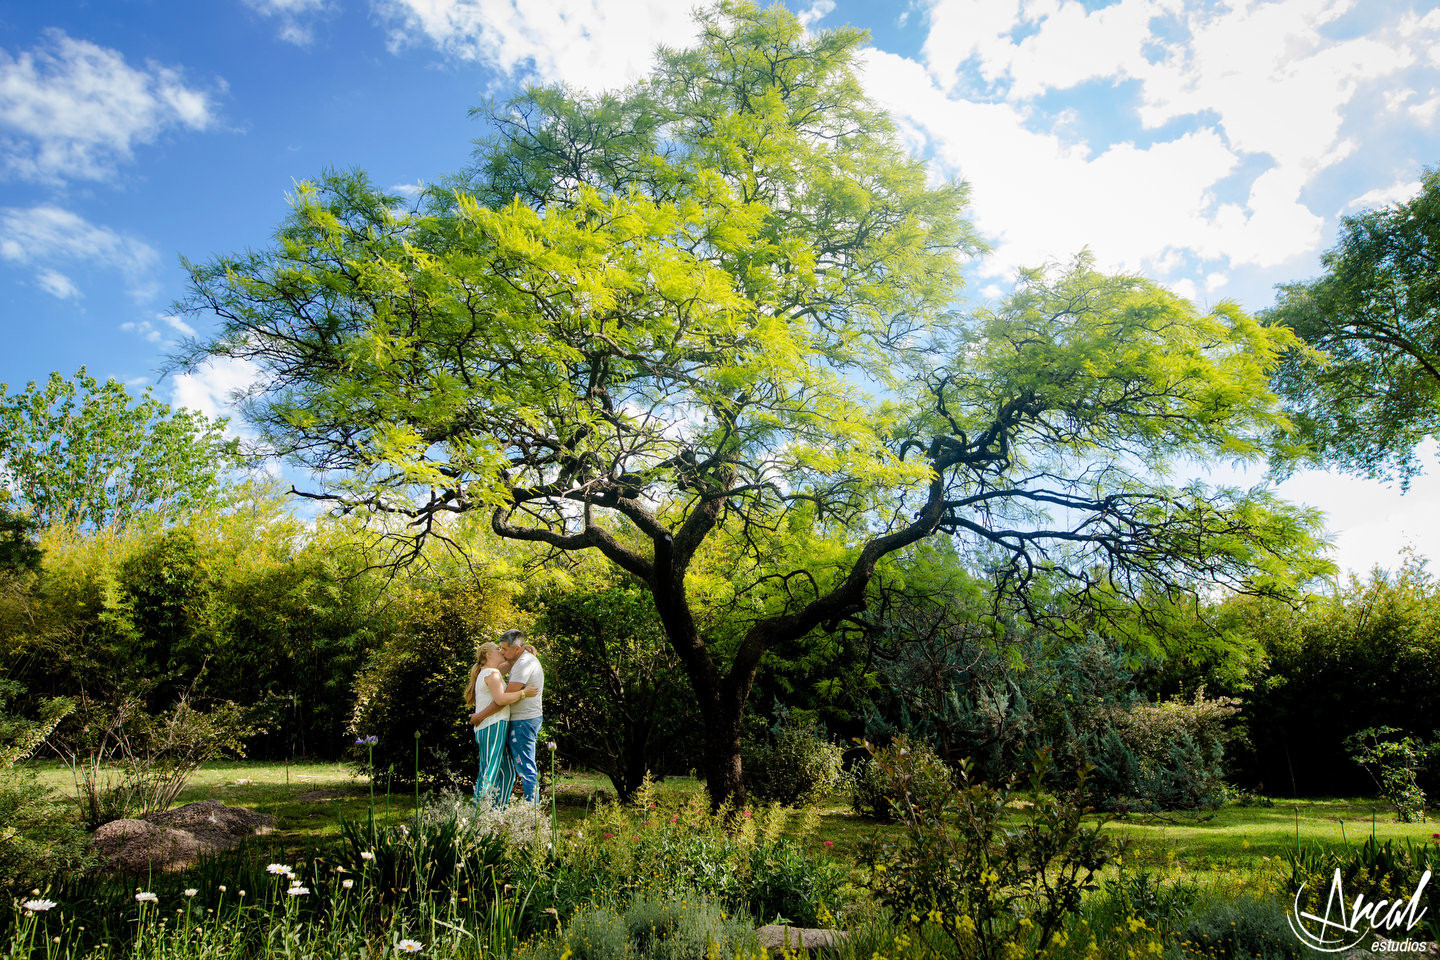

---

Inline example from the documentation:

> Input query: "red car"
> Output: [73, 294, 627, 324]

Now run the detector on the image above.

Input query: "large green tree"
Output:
[179, 2, 1327, 805]
[0, 369, 243, 530]
[1266, 167, 1440, 484]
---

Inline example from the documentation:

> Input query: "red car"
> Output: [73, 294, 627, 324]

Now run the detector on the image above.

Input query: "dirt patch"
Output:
[91, 801, 274, 874]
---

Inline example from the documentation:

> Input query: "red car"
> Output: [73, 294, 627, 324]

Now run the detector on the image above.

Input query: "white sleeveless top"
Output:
[472, 667, 510, 729]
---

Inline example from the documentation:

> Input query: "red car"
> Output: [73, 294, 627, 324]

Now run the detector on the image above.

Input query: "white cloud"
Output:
[35, 267, 80, 299]
[374, 0, 701, 91]
[242, 0, 330, 46]
[121, 313, 198, 347]
[170, 356, 262, 424]
[0, 205, 159, 300]
[797, 0, 836, 29]
[0, 29, 221, 183]
[1344, 179, 1421, 212]
[389, 180, 423, 197]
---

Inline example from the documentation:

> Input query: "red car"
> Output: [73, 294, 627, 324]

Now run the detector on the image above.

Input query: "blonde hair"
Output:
[464, 642, 502, 709]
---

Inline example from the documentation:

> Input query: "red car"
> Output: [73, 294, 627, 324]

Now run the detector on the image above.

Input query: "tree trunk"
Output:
[699, 690, 746, 810]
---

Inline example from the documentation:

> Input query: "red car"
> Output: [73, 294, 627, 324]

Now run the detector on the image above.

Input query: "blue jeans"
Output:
[501, 717, 542, 802]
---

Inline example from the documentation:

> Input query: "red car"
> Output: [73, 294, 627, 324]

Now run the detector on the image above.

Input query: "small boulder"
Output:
[756, 925, 848, 956]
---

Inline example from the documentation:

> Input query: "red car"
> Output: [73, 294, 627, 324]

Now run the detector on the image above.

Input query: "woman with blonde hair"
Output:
[466, 640, 537, 806]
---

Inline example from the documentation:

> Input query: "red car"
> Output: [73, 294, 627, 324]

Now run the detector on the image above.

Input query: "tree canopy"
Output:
[0, 369, 244, 531]
[179, 1, 1329, 805]
[1265, 167, 1440, 485]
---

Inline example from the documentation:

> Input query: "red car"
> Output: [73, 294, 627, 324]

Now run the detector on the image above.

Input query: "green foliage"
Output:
[857, 748, 1115, 960]
[1345, 726, 1432, 822]
[0, 368, 243, 530]
[525, 895, 757, 960]
[1175, 896, 1307, 959]
[537, 779, 844, 928]
[849, 735, 952, 822]
[1266, 166, 1440, 484]
[741, 714, 843, 807]
[51, 693, 251, 825]
[1087, 692, 1239, 812]
[529, 577, 702, 802]
[1286, 834, 1440, 944]
[348, 584, 517, 785]
[1233, 558, 1440, 796]
[179, 0, 1328, 808]
[0, 680, 89, 894]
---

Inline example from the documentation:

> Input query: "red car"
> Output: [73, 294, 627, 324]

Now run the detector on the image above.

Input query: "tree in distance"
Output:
[1266, 167, 1440, 486]
[0, 369, 243, 531]
[178, 1, 1330, 806]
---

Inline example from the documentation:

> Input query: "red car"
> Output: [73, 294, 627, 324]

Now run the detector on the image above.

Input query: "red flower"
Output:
[670, 815, 678, 823]
[823, 841, 834, 848]
[743, 810, 752, 818]
[603, 832, 614, 839]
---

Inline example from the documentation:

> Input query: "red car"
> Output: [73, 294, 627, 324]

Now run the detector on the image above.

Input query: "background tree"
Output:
[1266, 167, 1440, 484]
[179, 2, 1329, 805]
[0, 369, 244, 530]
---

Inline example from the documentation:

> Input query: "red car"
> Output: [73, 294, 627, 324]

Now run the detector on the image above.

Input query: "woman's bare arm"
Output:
[469, 674, 538, 725]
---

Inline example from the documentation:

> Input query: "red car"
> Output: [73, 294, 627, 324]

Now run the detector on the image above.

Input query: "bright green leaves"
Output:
[939, 256, 1302, 473]
[1264, 166, 1440, 486]
[0, 370, 243, 531]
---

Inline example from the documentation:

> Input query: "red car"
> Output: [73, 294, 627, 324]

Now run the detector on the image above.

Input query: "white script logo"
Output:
[1288, 868, 1431, 953]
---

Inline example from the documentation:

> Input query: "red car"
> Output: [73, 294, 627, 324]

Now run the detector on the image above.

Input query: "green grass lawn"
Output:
[33, 760, 1440, 886]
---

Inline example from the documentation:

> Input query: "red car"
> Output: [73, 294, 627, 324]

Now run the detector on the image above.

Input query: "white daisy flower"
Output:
[360, 851, 375, 861]
[286, 886, 310, 897]
[342, 879, 354, 889]
[397, 940, 424, 953]
[135, 892, 158, 903]
[183, 889, 198, 897]
[266, 863, 293, 876]
[22, 899, 56, 912]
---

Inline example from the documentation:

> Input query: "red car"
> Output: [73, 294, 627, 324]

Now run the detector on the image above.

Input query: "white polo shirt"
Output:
[507, 651, 544, 721]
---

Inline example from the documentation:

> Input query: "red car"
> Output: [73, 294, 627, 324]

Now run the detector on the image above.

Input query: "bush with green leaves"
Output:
[849, 735, 951, 821]
[0, 680, 90, 894]
[741, 714, 844, 806]
[348, 585, 517, 786]
[523, 895, 757, 960]
[533, 778, 844, 928]
[1174, 896, 1306, 959]
[1345, 726, 1433, 822]
[857, 747, 1115, 960]
[528, 578, 702, 802]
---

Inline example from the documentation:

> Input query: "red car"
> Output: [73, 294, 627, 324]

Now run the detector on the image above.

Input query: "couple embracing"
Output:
[465, 629, 545, 807]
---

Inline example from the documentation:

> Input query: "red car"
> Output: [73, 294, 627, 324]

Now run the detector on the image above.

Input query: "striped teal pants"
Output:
[473, 720, 510, 807]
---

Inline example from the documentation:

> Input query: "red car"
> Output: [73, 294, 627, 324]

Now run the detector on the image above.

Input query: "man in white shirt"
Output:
[498, 629, 545, 803]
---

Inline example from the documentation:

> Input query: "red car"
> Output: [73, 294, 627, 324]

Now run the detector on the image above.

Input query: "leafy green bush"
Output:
[1087, 692, 1239, 812]
[0, 680, 90, 894]
[349, 586, 516, 785]
[1345, 726, 1433, 822]
[1174, 896, 1305, 959]
[857, 748, 1115, 960]
[849, 735, 950, 821]
[742, 715, 844, 807]
[533, 779, 843, 928]
[525, 895, 757, 960]
[528, 579, 702, 802]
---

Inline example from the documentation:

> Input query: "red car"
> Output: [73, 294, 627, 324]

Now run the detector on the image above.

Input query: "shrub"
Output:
[349, 585, 516, 786]
[849, 735, 950, 821]
[1175, 896, 1306, 959]
[535, 778, 843, 927]
[528, 580, 702, 802]
[742, 715, 844, 806]
[857, 748, 1115, 960]
[1345, 726, 1432, 822]
[0, 681, 90, 893]
[525, 895, 757, 960]
[1087, 691, 1239, 812]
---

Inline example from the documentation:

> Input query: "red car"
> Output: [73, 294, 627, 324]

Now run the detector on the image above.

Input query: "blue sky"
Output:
[2, 0, 1440, 575]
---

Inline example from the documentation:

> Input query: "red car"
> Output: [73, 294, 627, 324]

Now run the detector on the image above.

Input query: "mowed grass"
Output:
[30, 761, 1440, 883]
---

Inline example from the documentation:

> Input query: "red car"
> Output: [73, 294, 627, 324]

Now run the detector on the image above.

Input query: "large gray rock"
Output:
[755, 925, 848, 955]
[91, 802, 274, 873]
